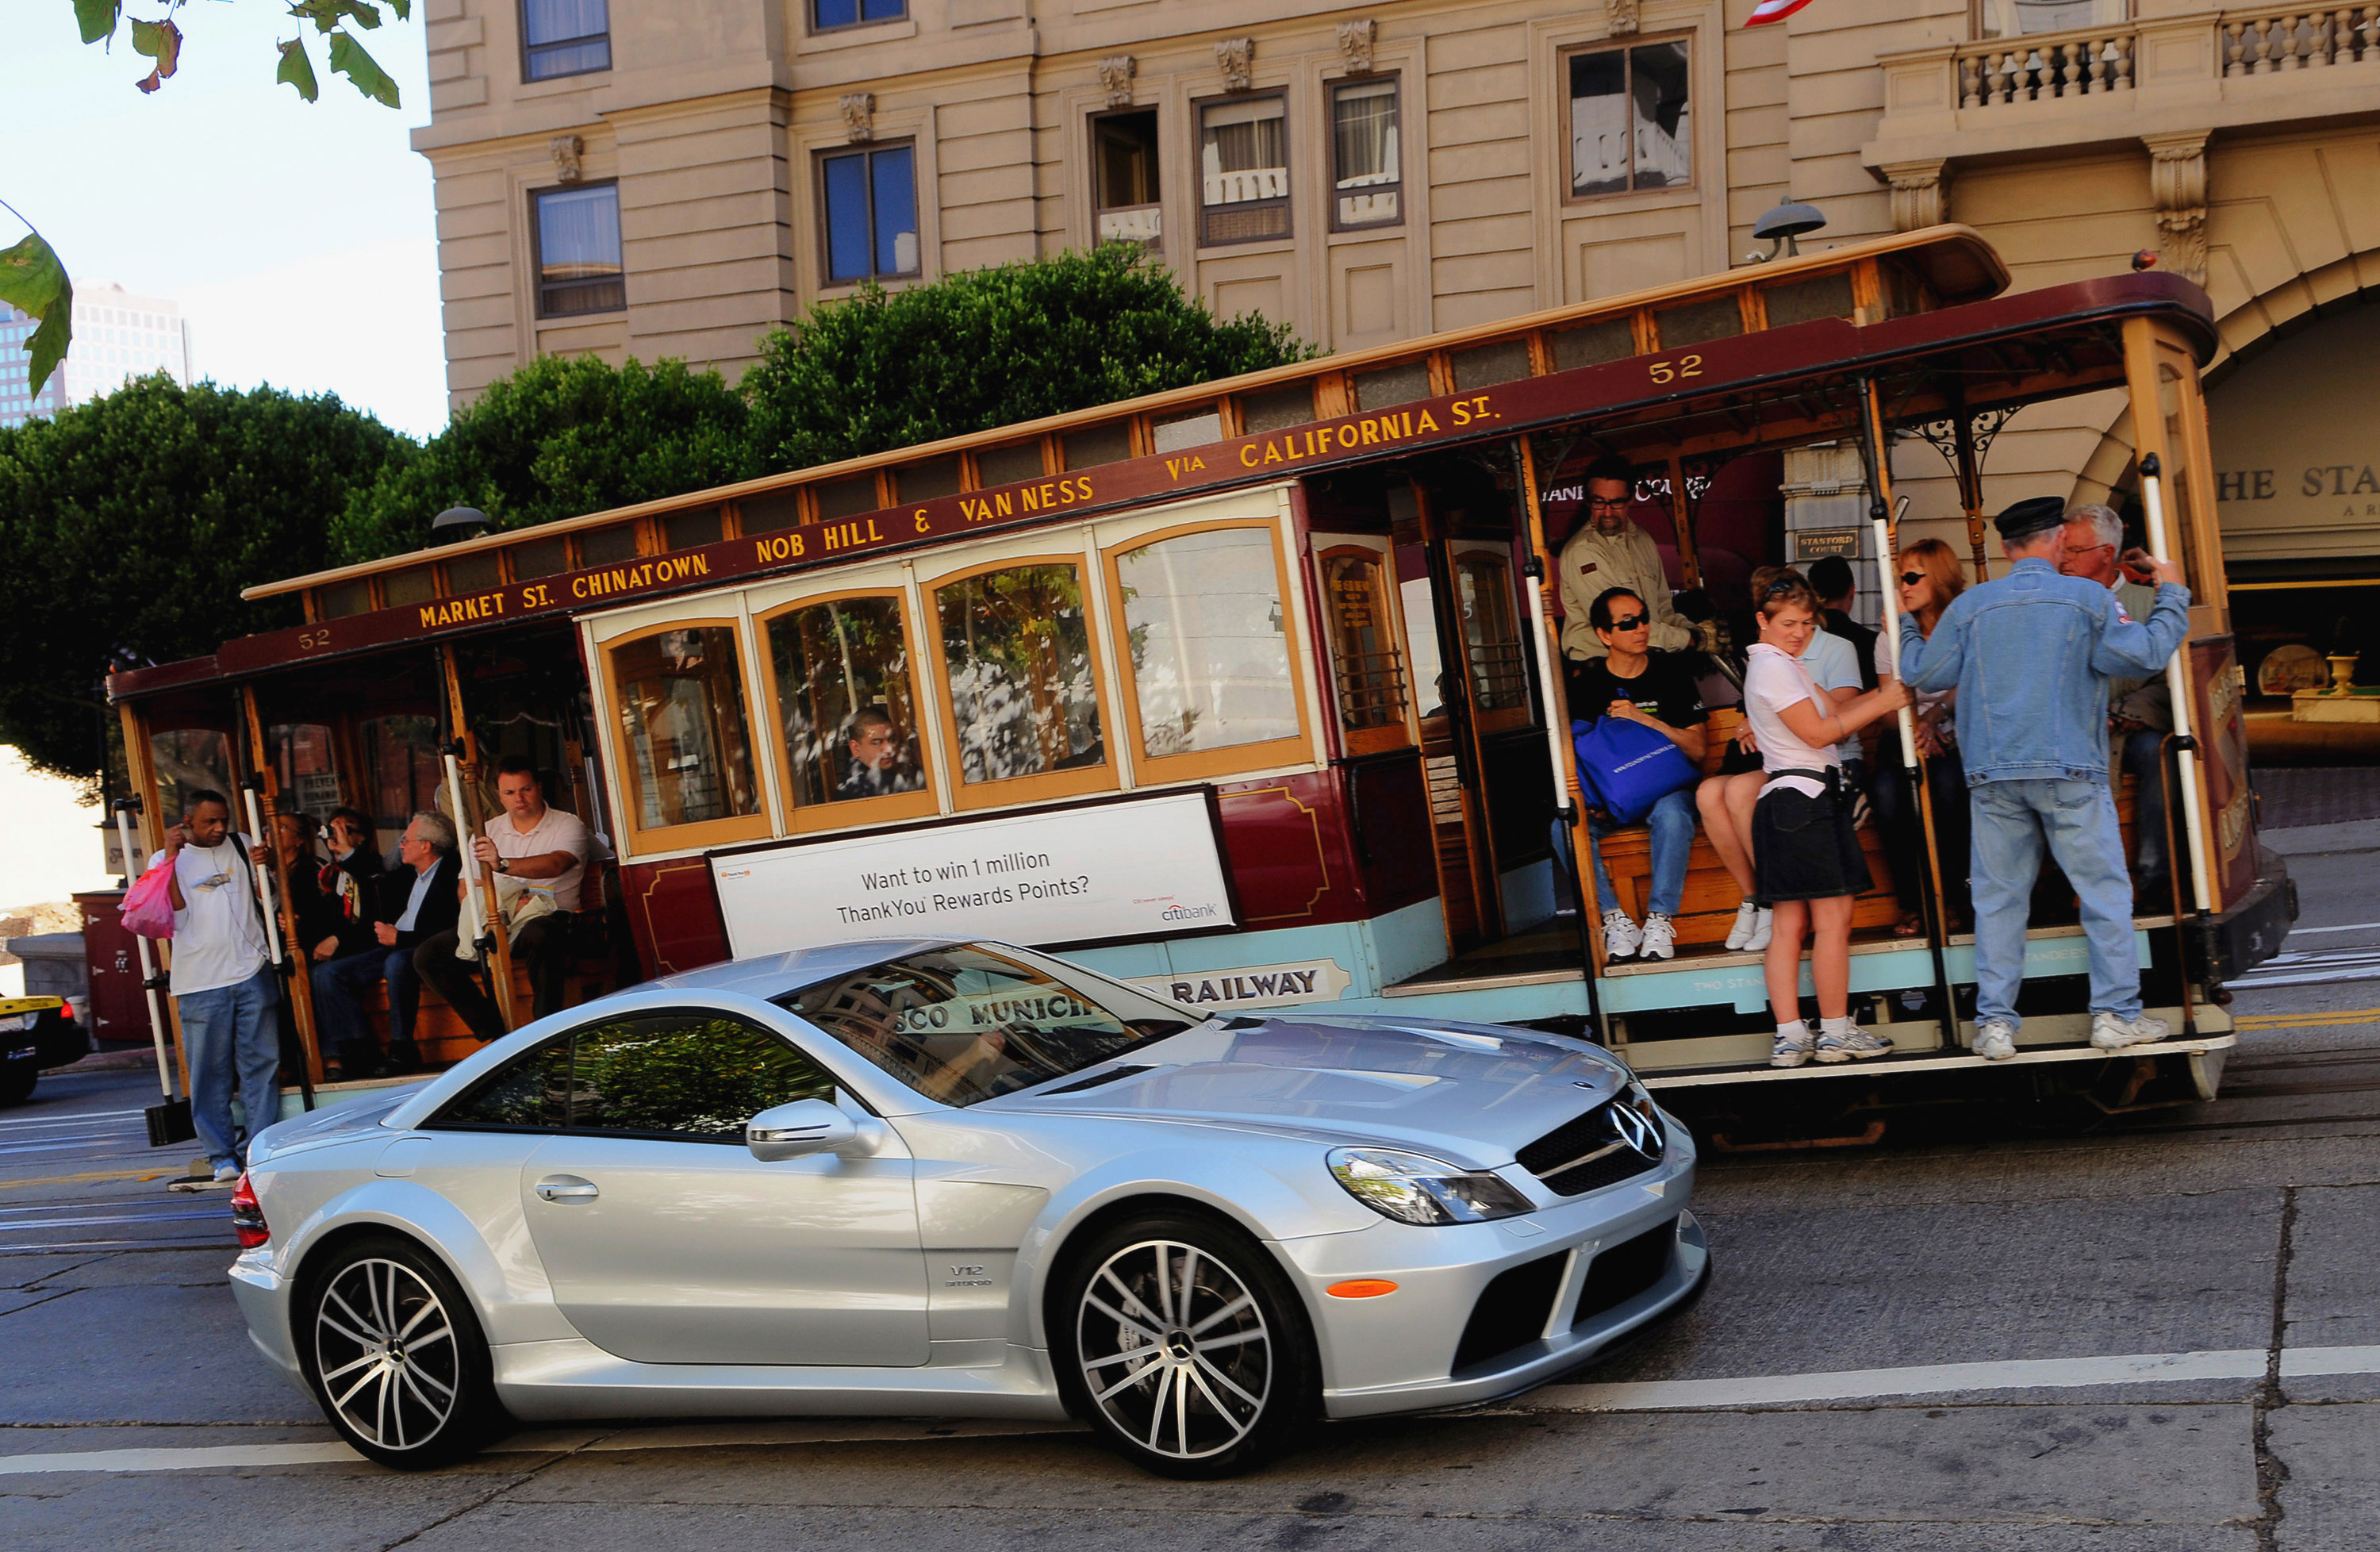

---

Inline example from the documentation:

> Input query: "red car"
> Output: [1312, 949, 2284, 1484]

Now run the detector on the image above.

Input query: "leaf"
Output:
[130, 16, 179, 92]
[72, 0, 119, 45]
[0, 230, 75, 398]
[386, 0, 409, 17]
[290, 0, 382, 33]
[326, 28, 399, 107]
[275, 36, 319, 102]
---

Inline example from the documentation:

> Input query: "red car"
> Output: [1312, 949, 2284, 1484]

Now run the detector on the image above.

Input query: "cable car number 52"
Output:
[1648, 355, 1704, 386]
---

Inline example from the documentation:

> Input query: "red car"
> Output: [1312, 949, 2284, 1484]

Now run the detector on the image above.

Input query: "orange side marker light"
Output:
[1326, 1279, 1399, 1299]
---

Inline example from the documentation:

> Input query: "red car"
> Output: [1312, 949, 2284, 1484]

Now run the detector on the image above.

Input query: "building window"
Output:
[1975, 0, 2128, 37]
[520, 0, 610, 81]
[821, 144, 919, 286]
[1092, 109, 1161, 247]
[1199, 95, 1289, 246]
[1566, 39, 1691, 199]
[533, 182, 626, 317]
[1330, 77, 1401, 230]
[812, 0, 904, 29]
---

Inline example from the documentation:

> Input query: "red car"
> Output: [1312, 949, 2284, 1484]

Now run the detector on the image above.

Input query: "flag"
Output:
[1746, 0, 1814, 23]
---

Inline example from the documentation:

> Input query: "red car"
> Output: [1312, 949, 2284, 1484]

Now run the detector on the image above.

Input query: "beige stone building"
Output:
[412, 0, 2380, 674]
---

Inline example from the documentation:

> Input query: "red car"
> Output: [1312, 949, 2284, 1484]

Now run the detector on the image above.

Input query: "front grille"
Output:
[1450, 1251, 1567, 1373]
[1572, 1220, 1678, 1327]
[1516, 1100, 1664, 1197]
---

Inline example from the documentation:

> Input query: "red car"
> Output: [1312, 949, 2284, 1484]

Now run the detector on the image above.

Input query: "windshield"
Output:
[773, 943, 1198, 1105]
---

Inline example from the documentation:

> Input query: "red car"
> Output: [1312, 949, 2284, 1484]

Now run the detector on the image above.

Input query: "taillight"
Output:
[230, 1172, 270, 1250]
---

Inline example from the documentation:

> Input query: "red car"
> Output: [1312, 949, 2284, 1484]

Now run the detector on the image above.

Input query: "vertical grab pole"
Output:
[240, 688, 323, 1089]
[1858, 378, 1963, 1052]
[2137, 452, 2215, 918]
[1952, 409, 1992, 585]
[441, 645, 519, 1031]
[113, 801, 178, 1101]
[1513, 435, 1611, 1047]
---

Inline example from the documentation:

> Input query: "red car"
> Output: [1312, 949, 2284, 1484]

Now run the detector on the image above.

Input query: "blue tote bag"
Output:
[1571, 715, 1700, 825]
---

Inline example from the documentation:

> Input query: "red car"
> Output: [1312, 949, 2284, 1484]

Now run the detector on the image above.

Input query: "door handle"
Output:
[534, 1175, 598, 1203]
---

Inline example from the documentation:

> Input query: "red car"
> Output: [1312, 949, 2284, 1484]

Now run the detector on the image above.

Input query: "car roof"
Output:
[653, 939, 965, 1000]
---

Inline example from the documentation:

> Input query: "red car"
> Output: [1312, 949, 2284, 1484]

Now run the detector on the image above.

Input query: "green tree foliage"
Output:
[0, 375, 409, 784]
[332, 354, 756, 562]
[743, 244, 1315, 470]
[69, 1, 412, 106]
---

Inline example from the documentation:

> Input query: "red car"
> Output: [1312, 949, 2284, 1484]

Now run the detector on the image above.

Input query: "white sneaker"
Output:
[1639, 913, 1677, 961]
[213, 1162, 241, 1185]
[1973, 1020, 2018, 1062]
[2090, 1011, 2171, 1051]
[1770, 1022, 1814, 1069]
[1742, 907, 1774, 953]
[1724, 901, 1760, 951]
[1602, 910, 1643, 961]
[1814, 1023, 1894, 1063]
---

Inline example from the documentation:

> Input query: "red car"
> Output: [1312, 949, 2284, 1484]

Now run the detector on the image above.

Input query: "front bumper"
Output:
[1282, 1146, 1705, 1420]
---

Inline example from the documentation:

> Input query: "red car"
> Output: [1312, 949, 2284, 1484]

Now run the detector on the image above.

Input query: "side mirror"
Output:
[747, 1098, 859, 1162]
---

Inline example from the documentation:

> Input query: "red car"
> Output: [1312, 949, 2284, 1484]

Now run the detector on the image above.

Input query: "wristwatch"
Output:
[495, 857, 510, 874]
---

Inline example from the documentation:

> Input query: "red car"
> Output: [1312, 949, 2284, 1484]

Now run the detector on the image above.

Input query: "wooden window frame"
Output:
[1558, 33, 1695, 206]
[1100, 518, 1314, 786]
[753, 587, 942, 836]
[919, 552, 1122, 813]
[1312, 536, 1418, 757]
[1448, 539, 1534, 737]
[597, 616, 774, 855]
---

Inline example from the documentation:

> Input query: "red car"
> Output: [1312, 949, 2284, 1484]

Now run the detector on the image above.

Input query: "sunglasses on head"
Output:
[1898, 570, 1926, 586]
[1605, 613, 1649, 631]
[1762, 579, 1802, 599]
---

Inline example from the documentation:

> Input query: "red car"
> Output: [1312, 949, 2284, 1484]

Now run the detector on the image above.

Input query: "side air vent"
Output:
[1572, 1220, 1677, 1327]
[1451, 1251, 1568, 1373]
[1039, 1064, 1154, 1097]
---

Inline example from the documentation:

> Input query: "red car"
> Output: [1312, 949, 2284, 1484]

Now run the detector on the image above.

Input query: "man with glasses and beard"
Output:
[1557, 456, 1705, 663]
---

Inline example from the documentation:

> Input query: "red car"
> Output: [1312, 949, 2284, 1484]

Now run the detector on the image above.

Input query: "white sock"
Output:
[1820, 1016, 1855, 1041]
[1776, 1018, 1810, 1043]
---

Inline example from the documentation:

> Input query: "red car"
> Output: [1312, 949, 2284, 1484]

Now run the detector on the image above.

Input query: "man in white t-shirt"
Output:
[415, 758, 594, 1038]
[148, 789, 282, 1186]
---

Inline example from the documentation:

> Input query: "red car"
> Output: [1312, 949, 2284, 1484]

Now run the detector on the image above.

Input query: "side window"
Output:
[432, 1033, 574, 1130]
[820, 144, 919, 286]
[1315, 544, 1412, 755]
[1107, 524, 1304, 778]
[520, 0, 610, 80]
[1565, 38, 1691, 200]
[1330, 77, 1401, 230]
[1199, 94, 1289, 245]
[763, 593, 935, 825]
[533, 183, 626, 317]
[605, 623, 766, 847]
[566, 1012, 838, 1139]
[931, 561, 1111, 802]
[1453, 547, 1530, 727]
[1092, 109, 1162, 247]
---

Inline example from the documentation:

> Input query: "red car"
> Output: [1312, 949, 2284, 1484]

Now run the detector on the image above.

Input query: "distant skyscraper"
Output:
[0, 280, 196, 430]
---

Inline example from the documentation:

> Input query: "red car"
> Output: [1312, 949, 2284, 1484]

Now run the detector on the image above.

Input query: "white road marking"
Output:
[6, 1346, 2378, 1476]
[2284, 921, 2380, 936]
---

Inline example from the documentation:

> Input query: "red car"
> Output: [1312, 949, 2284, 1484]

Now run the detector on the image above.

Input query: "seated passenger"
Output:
[1571, 586, 1707, 962]
[310, 812, 461, 1078]
[835, 707, 925, 800]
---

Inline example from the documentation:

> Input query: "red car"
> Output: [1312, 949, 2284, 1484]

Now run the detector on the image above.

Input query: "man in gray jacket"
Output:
[1898, 495, 2191, 1062]
[1558, 458, 1699, 662]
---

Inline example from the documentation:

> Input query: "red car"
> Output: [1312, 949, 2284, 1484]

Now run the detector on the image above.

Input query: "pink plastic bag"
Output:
[121, 859, 177, 939]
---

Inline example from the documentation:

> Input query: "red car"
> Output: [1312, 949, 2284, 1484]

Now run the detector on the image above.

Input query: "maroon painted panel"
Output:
[125, 273, 2217, 700]
[1347, 754, 1438, 918]
[74, 891, 161, 1047]
[1214, 771, 1365, 928]
[619, 859, 732, 980]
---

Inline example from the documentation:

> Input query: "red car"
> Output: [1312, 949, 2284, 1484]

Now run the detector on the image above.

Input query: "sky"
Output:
[5, 3, 444, 437]
[3, 6, 442, 909]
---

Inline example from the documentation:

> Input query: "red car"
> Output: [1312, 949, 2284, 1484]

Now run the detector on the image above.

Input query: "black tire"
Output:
[1050, 1211, 1317, 1479]
[295, 1233, 505, 1469]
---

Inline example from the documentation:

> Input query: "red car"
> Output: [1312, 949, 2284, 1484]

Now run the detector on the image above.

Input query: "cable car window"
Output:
[663, 507, 722, 550]
[608, 626, 762, 832]
[935, 563, 1105, 786]
[1453, 550, 1530, 720]
[1316, 546, 1411, 754]
[149, 729, 234, 825]
[359, 716, 443, 833]
[1113, 527, 1298, 763]
[766, 594, 930, 813]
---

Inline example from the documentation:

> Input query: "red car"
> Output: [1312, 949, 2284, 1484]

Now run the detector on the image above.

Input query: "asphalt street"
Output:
[3, 818, 2376, 1549]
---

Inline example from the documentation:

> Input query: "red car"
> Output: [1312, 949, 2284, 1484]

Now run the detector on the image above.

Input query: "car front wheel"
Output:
[298, 1234, 502, 1469]
[1052, 1212, 1316, 1477]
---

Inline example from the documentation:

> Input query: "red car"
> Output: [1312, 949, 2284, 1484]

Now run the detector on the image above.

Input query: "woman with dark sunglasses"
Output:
[1868, 540, 1972, 937]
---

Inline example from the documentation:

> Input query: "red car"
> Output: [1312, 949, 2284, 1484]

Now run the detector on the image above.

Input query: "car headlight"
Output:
[1327, 1147, 1534, 1226]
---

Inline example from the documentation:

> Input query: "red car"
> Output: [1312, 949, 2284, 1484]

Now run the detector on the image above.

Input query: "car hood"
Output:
[988, 1016, 1628, 1167]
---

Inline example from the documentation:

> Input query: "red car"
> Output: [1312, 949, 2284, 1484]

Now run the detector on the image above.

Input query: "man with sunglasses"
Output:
[1570, 586, 1708, 961]
[2063, 504, 2177, 901]
[1558, 456, 1702, 662]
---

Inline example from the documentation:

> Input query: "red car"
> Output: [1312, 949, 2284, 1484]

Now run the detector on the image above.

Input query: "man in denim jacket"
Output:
[1898, 495, 2191, 1062]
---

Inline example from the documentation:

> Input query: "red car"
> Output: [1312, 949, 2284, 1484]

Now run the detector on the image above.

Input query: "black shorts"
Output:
[1752, 782, 1872, 904]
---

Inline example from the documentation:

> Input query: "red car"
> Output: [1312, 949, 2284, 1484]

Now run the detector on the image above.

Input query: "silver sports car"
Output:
[231, 939, 1707, 1477]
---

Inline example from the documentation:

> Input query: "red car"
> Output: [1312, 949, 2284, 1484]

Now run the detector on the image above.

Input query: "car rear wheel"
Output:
[1052, 1212, 1315, 1478]
[298, 1234, 502, 1469]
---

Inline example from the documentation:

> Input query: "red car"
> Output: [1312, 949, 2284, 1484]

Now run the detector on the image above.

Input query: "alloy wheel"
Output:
[311, 1257, 461, 1453]
[1074, 1237, 1273, 1462]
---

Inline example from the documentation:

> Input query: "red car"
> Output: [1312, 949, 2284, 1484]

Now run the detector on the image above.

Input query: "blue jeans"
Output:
[2123, 729, 2172, 891]
[175, 963, 282, 1172]
[1587, 787, 1697, 918]
[311, 946, 420, 1071]
[1970, 778, 2142, 1028]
